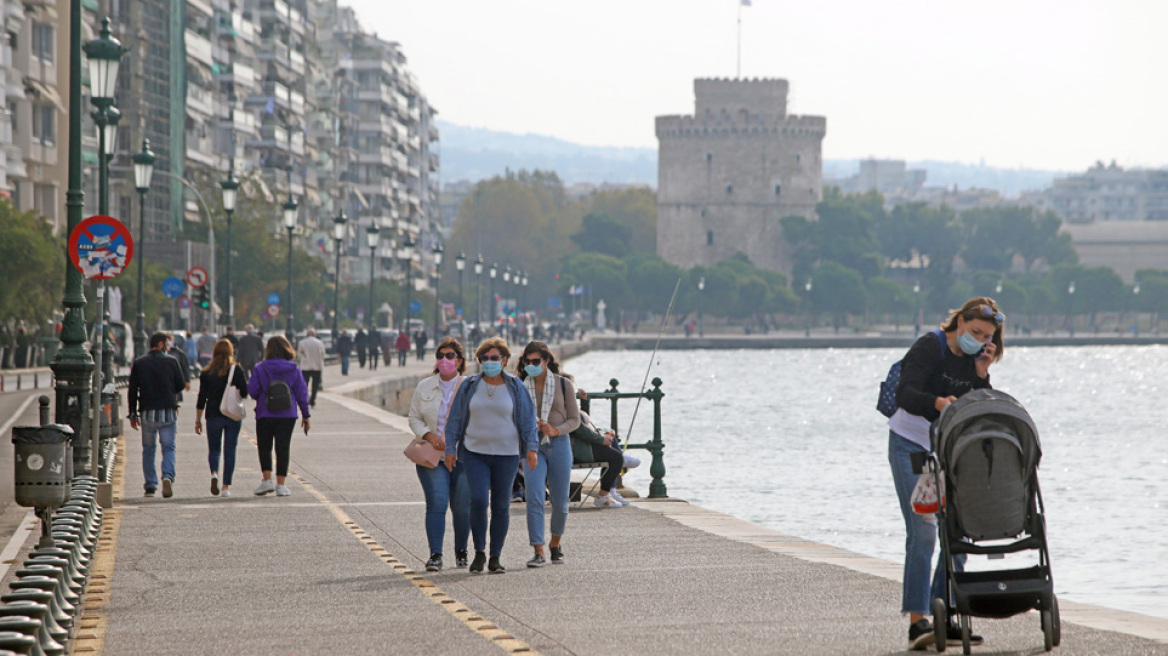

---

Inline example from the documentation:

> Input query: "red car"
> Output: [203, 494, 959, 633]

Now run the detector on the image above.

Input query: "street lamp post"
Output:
[503, 266, 512, 321]
[697, 277, 705, 337]
[92, 104, 119, 387]
[804, 279, 813, 338]
[1067, 281, 1076, 338]
[132, 140, 155, 351]
[432, 244, 444, 335]
[473, 255, 484, 327]
[913, 281, 921, 335]
[488, 263, 498, 333]
[1133, 283, 1141, 337]
[219, 169, 239, 328]
[455, 252, 466, 325]
[282, 194, 298, 340]
[366, 223, 379, 329]
[521, 272, 529, 315]
[332, 211, 347, 338]
[399, 235, 415, 331]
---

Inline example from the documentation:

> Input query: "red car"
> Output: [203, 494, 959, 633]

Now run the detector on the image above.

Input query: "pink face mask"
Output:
[436, 357, 459, 376]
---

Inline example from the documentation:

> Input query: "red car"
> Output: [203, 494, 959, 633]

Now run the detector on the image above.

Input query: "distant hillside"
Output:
[438, 121, 1065, 196]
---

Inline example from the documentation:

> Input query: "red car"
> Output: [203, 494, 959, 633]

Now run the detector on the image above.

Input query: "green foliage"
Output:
[571, 213, 631, 258]
[960, 207, 1078, 272]
[0, 199, 64, 325]
[809, 261, 867, 318]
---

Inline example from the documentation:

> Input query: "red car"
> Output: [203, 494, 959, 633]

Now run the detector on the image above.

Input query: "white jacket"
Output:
[297, 336, 326, 371]
[407, 374, 464, 442]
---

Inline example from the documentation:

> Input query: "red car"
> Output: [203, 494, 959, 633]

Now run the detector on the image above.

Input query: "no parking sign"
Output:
[68, 215, 133, 280]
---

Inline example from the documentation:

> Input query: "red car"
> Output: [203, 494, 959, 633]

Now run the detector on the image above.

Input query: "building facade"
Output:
[655, 78, 825, 275]
[1029, 161, 1168, 224]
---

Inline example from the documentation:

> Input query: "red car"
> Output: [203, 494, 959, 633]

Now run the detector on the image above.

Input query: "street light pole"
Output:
[432, 243, 444, 335]
[401, 234, 415, 332]
[488, 263, 497, 333]
[282, 195, 299, 340]
[219, 169, 239, 328]
[455, 252, 466, 327]
[366, 223, 379, 329]
[132, 140, 155, 349]
[332, 211, 347, 338]
[697, 277, 705, 337]
[473, 255, 484, 328]
[92, 103, 119, 388]
[804, 279, 813, 338]
[913, 281, 921, 336]
[1067, 281, 1076, 338]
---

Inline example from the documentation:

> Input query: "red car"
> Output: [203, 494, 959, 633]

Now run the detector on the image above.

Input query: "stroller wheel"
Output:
[932, 598, 947, 652]
[1051, 594, 1061, 647]
[961, 615, 972, 655]
[1042, 609, 1054, 651]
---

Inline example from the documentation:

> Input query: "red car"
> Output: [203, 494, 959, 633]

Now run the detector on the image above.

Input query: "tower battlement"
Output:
[694, 77, 789, 117]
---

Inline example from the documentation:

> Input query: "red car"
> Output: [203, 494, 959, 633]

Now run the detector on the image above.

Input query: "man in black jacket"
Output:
[128, 332, 186, 498]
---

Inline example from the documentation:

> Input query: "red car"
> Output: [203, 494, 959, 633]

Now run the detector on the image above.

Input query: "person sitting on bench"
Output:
[569, 410, 629, 507]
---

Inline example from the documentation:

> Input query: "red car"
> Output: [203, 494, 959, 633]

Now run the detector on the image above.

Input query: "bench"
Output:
[569, 461, 609, 508]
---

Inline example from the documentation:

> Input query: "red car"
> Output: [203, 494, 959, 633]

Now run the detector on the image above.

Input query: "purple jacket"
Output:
[248, 358, 311, 420]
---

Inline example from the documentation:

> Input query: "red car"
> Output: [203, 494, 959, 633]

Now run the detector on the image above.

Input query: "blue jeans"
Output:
[463, 450, 518, 557]
[141, 418, 177, 491]
[523, 436, 572, 546]
[340, 354, 350, 375]
[888, 431, 964, 614]
[206, 416, 242, 486]
[416, 462, 470, 555]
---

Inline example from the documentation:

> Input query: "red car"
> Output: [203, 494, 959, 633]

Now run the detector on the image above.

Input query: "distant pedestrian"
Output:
[223, 326, 239, 350]
[184, 330, 198, 368]
[336, 330, 353, 375]
[381, 330, 394, 366]
[166, 332, 192, 400]
[415, 328, 429, 360]
[408, 337, 470, 572]
[443, 337, 539, 574]
[355, 327, 368, 368]
[196, 328, 218, 367]
[297, 327, 326, 407]
[237, 324, 264, 373]
[195, 339, 248, 498]
[395, 330, 410, 366]
[248, 336, 311, 497]
[127, 332, 187, 498]
[367, 327, 380, 371]
[517, 341, 581, 567]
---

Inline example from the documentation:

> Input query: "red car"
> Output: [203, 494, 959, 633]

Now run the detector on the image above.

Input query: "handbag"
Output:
[403, 439, 442, 468]
[910, 459, 946, 515]
[219, 365, 246, 421]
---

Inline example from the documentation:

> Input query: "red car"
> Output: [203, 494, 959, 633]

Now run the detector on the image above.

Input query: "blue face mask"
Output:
[481, 360, 503, 377]
[957, 331, 985, 356]
[524, 364, 543, 378]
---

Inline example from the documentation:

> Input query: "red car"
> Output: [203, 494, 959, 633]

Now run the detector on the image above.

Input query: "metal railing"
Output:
[586, 377, 667, 498]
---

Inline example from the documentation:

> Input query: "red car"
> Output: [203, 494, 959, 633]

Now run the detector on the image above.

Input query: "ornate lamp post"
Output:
[1067, 281, 1076, 338]
[488, 263, 498, 332]
[473, 255, 484, 327]
[697, 276, 705, 337]
[804, 279, 813, 338]
[432, 243, 444, 334]
[92, 105, 119, 385]
[521, 271, 529, 315]
[282, 194, 298, 339]
[455, 252, 466, 324]
[332, 211, 347, 338]
[1132, 283, 1141, 337]
[219, 169, 239, 327]
[131, 139, 155, 354]
[366, 223, 379, 329]
[913, 281, 921, 336]
[399, 234, 415, 331]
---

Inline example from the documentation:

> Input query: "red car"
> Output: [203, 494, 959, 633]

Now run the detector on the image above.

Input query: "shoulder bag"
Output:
[219, 365, 246, 421]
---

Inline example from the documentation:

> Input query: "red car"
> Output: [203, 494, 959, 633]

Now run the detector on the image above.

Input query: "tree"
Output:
[582, 186, 656, 254]
[570, 212, 631, 258]
[960, 207, 1077, 273]
[782, 188, 885, 285]
[559, 252, 631, 312]
[0, 199, 64, 326]
[809, 261, 867, 330]
[624, 253, 683, 314]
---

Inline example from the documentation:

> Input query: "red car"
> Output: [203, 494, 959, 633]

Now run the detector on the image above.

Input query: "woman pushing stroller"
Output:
[888, 297, 1005, 650]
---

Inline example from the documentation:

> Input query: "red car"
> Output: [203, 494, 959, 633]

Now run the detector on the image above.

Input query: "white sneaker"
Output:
[593, 495, 623, 509]
[276, 485, 291, 497]
[254, 479, 275, 496]
[609, 489, 632, 506]
[623, 454, 642, 469]
[221, 489, 232, 498]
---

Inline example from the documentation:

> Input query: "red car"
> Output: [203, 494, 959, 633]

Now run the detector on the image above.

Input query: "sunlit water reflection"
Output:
[566, 345, 1168, 619]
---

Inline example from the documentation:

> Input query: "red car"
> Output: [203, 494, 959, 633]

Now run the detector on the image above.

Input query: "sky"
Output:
[344, 0, 1167, 172]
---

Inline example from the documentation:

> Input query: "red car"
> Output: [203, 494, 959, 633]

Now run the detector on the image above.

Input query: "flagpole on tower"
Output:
[738, 0, 750, 78]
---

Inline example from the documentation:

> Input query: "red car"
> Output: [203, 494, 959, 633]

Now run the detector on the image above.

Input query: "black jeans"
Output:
[302, 370, 322, 406]
[590, 443, 625, 492]
[256, 417, 296, 476]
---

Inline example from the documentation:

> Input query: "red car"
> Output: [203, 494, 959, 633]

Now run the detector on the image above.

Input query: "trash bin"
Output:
[12, 424, 72, 508]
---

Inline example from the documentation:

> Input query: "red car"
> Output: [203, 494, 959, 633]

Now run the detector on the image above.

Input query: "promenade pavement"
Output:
[6, 351, 1168, 655]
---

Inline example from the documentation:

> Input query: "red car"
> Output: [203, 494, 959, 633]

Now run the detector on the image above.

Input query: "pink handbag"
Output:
[403, 440, 443, 468]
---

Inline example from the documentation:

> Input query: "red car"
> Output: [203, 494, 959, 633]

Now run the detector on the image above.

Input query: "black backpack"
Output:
[877, 330, 945, 417]
[266, 378, 292, 412]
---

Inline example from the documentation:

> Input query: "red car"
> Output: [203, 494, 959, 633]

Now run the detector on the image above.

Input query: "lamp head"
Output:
[455, 251, 466, 271]
[473, 255, 483, 275]
[366, 224, 380, 249]
[332, 211, 347, 242]
[101, 105, 121, 157]
[489, 263, 497, 279]
[282, 196, 299, 229]
[82, 17, 129, 101]
[132, 138, 156, 193]
[219, 170, 240, 212]
[433, 243, 443, 266]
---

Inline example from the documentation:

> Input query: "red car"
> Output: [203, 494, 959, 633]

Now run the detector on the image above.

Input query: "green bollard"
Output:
[647, 378, 667, 498]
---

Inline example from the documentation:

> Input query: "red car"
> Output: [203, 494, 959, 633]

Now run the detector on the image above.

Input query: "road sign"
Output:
[69, 215, 133, 280]
[178, 296, 191, 309]
[409, 300, 421, 313]
[268, 304, 281, 317]
[162, 277, 184, 299]
[187, 267, 208, 288]
[267, 293, 281, 306]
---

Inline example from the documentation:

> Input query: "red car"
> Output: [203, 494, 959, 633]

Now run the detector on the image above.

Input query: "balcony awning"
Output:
[24, 77, 65, 113]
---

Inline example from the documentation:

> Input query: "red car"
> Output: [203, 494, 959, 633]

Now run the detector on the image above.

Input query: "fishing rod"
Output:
[621, 277, 682, 449]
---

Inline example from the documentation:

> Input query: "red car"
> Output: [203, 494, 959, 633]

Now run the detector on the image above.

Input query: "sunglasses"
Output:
[522, 357, 543, 366]
[976, 305, 1006, 323]
[478, 355, 502, 362]
[436, 352, 458, 360]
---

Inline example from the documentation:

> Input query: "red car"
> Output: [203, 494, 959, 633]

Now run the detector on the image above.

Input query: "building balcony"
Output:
[186, 30, 214, 67]
[217, 111, 258, 135]
[187, 84, 215, 117]
[215, 61, 258, 89]
[245, 80, 290, 110]
[357, 147, 394, 167]
[357, 85, 397, 108]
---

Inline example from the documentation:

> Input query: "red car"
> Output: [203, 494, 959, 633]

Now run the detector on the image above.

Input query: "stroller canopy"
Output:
[932, 389, 1042, 474]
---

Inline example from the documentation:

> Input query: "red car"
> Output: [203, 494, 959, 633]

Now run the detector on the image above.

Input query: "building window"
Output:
[725, 185, 733, 195]
[33, 105, 54, 146]
[706, 153, 712, 164]
[775, 185, 781, 197]
[32, 23, 53, 63]
[795, 153, 801, 164]
[706, 230, 714, 245]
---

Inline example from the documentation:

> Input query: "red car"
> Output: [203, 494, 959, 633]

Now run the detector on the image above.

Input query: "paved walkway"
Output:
[10, 357, 1168, 655]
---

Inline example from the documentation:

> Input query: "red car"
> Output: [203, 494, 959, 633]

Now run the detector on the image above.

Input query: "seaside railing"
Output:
[586, 377, 667, 499]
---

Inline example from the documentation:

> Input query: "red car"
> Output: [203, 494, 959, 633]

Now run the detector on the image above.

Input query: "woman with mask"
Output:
[443, 337, 538, 574]
[516, 341, 580, 567]
[407, 337, 471, 572]
[890, 297, 1004, 651]
[194, 339, 248, 497]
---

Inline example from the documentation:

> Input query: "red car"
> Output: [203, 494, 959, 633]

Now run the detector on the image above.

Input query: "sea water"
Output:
[565, 344, 1168, 620]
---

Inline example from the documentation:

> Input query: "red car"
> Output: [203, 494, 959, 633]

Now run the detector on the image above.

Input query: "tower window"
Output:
[725, 185, 733, 195]
[796, 153, 801, 164]
[706, 153, 712, 164]
[775, 185, 781, 197]
[706, 230, 714, 245]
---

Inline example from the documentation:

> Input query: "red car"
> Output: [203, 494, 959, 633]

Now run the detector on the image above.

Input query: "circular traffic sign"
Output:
[409, 300, 421, 313]
[162, 276, 185, 299]
[267, 293, 281, 306]
[178, 296, 191, 309]
[187, 267, 208, 288]
[268, 304, 281, 317]
[69, 215, 133, 280]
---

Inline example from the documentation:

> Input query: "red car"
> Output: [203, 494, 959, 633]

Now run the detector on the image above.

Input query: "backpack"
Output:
[266, 376, 293, 412]
[877, 330, 946, 417]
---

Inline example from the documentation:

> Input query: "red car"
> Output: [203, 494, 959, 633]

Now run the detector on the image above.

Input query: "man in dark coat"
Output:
[336, 330, 353, 375]
[128, 332, 186, 498]
[355, 327, 368, 368]
[237, 324, 265, 373]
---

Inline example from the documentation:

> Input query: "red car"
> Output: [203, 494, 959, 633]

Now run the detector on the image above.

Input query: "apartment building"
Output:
[1030, 161, 1168, 224]
[10, 0, 64, 226]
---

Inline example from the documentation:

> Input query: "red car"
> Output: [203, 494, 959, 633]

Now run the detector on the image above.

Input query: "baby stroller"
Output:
[928, 389, 1059, 653]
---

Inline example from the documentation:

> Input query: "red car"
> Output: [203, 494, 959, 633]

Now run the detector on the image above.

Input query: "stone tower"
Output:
[655, 78, 826, 275]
